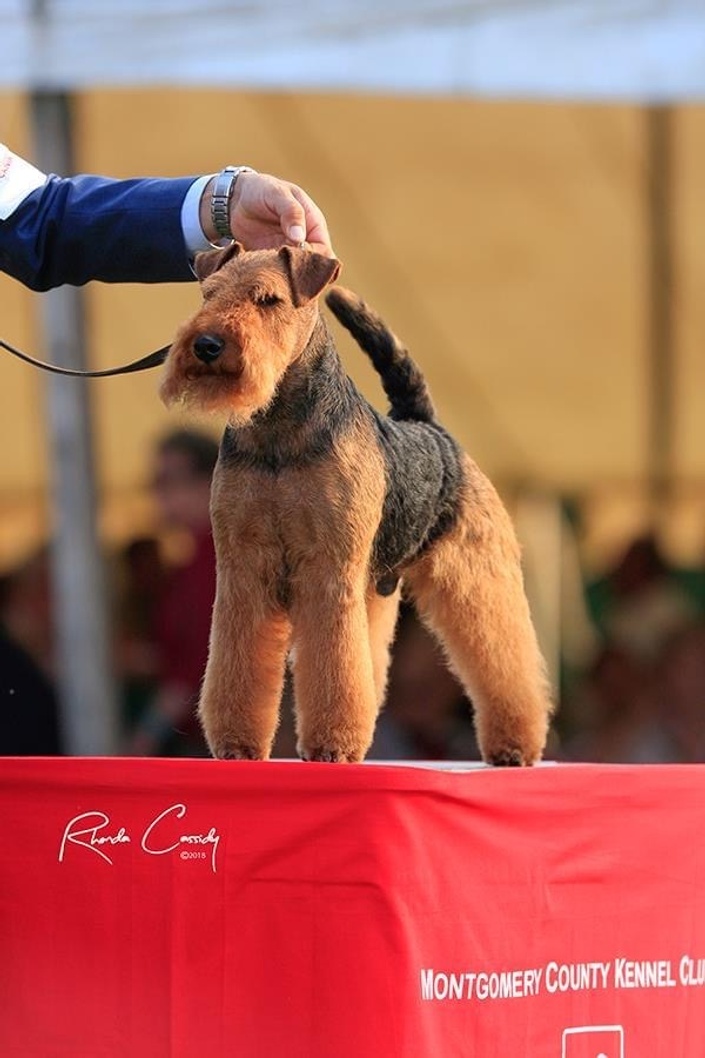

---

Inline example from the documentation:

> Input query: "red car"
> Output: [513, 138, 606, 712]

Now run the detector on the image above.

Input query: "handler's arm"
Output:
[0, 156, 197, 291]
[0, 146, 332, 292]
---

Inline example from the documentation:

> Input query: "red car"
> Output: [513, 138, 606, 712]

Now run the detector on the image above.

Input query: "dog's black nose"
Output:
[193, 334, 225, 363]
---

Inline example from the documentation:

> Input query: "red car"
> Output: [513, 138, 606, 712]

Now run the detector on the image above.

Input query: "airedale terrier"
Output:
[160, 242, 552, 764]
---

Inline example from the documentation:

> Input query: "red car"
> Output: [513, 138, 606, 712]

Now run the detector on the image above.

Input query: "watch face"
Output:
[562, 1026, 624, 1058]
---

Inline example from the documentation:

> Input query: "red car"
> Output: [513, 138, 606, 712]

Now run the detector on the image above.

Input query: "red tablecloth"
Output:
[1, 759, 704, 1057]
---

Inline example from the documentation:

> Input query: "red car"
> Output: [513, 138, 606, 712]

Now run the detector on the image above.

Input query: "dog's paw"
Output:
[479, 718, 547, 768]
[212, 743, 266, 761]
[485, 740, 546, 767]
[487, 747, 527, 767]
[298, 746, 361, 764]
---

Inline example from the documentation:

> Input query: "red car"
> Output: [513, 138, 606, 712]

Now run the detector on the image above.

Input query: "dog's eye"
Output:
[253, 291, 282, 308]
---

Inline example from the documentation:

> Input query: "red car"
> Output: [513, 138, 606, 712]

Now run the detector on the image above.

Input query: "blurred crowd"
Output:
[0, 429, 218, 758]
[1, 437, 704, 764]
[559, 534, 705, 763]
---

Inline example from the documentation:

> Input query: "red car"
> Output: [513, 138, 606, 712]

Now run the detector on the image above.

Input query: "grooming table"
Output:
[1, 759, 704, 1056]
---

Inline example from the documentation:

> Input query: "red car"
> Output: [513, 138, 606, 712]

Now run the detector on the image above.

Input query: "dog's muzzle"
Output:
[193, 334, 225, 364]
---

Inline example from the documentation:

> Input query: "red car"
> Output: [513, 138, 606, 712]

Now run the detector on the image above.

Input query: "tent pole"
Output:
[29, 90, 119, 755]
[645, 104, 674, 526]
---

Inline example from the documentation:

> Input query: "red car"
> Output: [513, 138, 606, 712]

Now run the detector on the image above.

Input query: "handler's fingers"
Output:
[271, 186, 308, 245]
[290, 185, 333, 254]
[261, 180, 332, 252]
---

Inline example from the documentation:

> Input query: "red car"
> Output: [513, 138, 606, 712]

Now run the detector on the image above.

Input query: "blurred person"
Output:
[368, 604, 480, 761]
[0, 144, 332, 291]
[562, 533, 705, 763]
[0, 547, 55, 677]
[587, 533, 698, 664]
[117, 537, 164, 644]
[269, 675, 299, 759]
[560, 645, 670, 764]
[127, 430, 218, 756]
[0, 552, 62, 754]
[113, 536, 164, 730]
[654, 624, 705, 762]
[0, 628, 62, 755]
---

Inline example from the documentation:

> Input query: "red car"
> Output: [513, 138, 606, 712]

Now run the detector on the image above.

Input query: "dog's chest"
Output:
[212, 431, 384, 581]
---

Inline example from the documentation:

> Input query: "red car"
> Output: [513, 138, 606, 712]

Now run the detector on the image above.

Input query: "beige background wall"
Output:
[2, 90, 705, 569]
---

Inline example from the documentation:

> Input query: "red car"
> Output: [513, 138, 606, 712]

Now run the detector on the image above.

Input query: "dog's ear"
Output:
[279, 246, 341, 307]
[193, 241, 244, 282]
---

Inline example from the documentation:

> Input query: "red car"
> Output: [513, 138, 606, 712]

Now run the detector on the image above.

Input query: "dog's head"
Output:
[159, 243, 340, 422]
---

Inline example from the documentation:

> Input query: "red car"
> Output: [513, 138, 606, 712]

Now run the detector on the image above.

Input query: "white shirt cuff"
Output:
[180, 174, 215, 256]
[0, 145, 47, 220]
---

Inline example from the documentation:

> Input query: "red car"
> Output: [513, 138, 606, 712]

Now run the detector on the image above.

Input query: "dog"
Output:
[160, 242, 552, 764]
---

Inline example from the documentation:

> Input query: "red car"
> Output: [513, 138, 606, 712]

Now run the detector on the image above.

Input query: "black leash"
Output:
[0, 336, 170, 378]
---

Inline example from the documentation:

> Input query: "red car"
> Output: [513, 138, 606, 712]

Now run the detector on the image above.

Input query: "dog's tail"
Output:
[325, 287, 436, 423]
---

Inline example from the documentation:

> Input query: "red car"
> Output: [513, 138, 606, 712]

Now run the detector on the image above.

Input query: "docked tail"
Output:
[325, 287, 436, 423]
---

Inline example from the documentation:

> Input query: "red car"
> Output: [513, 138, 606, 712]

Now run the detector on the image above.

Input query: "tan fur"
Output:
[403, 457, 551, 765]
[162, 245, 552, 765]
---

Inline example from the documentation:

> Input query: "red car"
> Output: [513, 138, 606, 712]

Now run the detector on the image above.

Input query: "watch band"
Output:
[210, 165, 255, 241]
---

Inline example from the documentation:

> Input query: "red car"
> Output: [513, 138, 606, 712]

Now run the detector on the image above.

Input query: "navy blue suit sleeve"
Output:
[0, 174, 199, 290]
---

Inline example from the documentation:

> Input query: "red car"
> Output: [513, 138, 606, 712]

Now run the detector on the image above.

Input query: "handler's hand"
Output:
[200, 171, 333, 255]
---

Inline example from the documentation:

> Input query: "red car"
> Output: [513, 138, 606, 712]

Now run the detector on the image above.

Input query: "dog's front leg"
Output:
[290, 578, 378, 763]
[199, 564, 291, 760]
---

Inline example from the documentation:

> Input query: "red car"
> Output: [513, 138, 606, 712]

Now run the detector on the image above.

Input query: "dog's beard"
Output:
[159, 360, 279, 423]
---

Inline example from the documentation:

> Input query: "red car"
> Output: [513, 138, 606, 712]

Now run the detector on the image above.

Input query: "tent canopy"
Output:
[1, 1, 704, 100]
[1, 5, 704, 568]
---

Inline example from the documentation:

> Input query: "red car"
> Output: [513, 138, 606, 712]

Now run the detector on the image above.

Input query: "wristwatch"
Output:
[210, 165, 256, 241]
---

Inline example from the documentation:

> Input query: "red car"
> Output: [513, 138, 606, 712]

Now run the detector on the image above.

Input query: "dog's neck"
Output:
[224, 315, 357, 470]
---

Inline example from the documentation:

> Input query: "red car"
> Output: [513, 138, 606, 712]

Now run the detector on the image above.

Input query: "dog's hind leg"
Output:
[199, 562, 291, 761]
[404, 460, 552, 766]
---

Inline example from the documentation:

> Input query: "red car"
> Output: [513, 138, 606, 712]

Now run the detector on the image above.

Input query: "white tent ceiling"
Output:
[0, 1, 704, 99]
